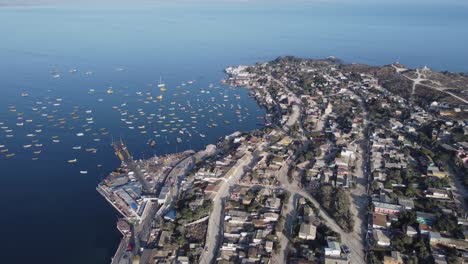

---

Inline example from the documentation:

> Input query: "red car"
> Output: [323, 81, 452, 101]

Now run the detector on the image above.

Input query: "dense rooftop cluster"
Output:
[100, 56, 468, 264]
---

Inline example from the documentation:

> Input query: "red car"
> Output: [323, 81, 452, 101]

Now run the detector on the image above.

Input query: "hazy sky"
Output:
[1, 0, 467, 6]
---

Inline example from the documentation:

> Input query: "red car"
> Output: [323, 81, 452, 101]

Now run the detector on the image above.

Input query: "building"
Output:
[373, 229, 391, 247]
[373, 201, 403, 216]
[324, 241, 341, 257]
[373, 213, 389, 229]
[398, 197, 414, 210]
[323, 256, 349, 264]
[298, 223, 317, 240]
[265, 241, 274, 253]
[425, 188, 450, 199]
[416, 212, 436, 225]
[383, 251, 403, 264]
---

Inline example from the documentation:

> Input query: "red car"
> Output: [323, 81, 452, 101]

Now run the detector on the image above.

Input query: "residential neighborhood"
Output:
[100, 56, 468, 264]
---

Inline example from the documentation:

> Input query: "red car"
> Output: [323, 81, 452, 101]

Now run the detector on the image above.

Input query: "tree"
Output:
[319, 185, 333, 211]
[405, 185, 416, 197]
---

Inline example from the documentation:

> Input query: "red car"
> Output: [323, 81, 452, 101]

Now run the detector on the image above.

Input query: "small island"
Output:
[99, 56, 468, 264]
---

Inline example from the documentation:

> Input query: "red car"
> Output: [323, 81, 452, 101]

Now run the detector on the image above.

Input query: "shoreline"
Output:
[99, 56, 468, 264]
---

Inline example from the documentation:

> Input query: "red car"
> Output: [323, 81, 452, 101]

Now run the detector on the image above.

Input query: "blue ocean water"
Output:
[0, 2, 467, 263]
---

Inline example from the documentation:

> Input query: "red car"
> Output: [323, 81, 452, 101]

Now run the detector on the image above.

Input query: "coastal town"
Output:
[98, 56, 468, 264]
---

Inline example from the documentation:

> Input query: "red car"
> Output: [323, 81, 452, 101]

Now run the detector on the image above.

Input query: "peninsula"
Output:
[98, 56, 468, 264]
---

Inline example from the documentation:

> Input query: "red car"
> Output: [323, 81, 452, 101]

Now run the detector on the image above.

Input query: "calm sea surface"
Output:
[0, 2, 467, 263]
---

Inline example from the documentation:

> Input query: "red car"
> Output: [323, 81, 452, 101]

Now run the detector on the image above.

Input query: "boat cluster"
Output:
[0, 68, 260, 175]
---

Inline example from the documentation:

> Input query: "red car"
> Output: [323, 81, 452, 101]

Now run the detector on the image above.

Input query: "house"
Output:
[433, 254, 448, 264]
[158, 231, 171, 247]
[416, 212, 436, 225]
[263, 212, 280, 222]
[406, 226, 418, 237]
[425, 188, 450, 199]
[265, 196, 282, 211]
[398, 197, 414, 210]
[383, 251, 403, 264]
[298, 223, 317, 240]
[429, 231, 468, 250]
[324, 241, 341, 257]
[265, 241, 274, 253]
[323, 256, 349, 264]
[457, 218, 468, 227]
[427, 165, 448, 178]
[373, 229, 391, 247]
[373, 213, 389, 229]
[373, 201, 403, 216]
[176, 256, 190, 264]
[248, 246, 261, 261]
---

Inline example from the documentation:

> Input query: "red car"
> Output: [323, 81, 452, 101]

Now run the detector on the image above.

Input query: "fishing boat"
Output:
[76, 132, 84, 137]
[68, 159, 77, 163]
[176, 137, 182, 143]
[6, 153, 15, 158]
[107, 87, 114, 94]
[156, 95, 163, 100]
[72, 146, 82, 150]
[149, 140, 157, 148]
[158, 76, 166, 88]
[80, 171, 88, 174]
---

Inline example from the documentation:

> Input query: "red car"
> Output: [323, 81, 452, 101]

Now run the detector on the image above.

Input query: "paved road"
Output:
[267, 76, 367, 263]
[111, 236, 131, 264]
[199, 151, 255, 264]
[139, 155, 194, 248]
[315, 102, 332, 132]
[346, 94, 371, 264]
[273, 155, 366, 263]
[275, 193, 299, 264]
[113, 142, 152, 193]
[269, 76, 305, 137]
